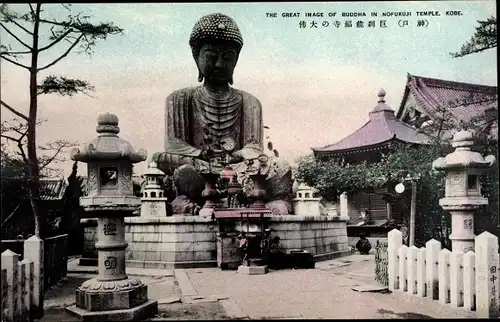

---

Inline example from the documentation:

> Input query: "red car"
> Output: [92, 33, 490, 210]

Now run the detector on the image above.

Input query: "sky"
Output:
[0, 1, 497, 178]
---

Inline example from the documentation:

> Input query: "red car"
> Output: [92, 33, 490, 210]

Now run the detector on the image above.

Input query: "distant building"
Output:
[396, 74, 498, 138]
[311, 89, 430, 239]
[39, 177, 68, 201]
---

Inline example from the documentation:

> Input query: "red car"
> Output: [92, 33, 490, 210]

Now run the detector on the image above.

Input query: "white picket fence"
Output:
[388, 229, 500, 318]
[1, 250, 34, 322]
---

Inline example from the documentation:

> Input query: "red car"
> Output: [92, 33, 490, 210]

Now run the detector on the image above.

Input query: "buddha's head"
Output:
[189, 13, 243, 86]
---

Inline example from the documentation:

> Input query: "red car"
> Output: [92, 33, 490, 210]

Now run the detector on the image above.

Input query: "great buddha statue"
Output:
[153, 13, 293, 215]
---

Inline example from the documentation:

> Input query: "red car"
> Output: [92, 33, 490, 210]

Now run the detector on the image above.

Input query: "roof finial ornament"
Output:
[377, 89, 386, 103]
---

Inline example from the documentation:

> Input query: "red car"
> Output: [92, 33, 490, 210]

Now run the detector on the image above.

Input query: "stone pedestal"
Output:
[67, 213, 158, 321]
[141, 198, 168, 217]
[238, 258, 268, 275]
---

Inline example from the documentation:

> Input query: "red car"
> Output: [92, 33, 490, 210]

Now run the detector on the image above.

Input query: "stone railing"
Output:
[1, 250, 35, 322]
[388, 229, 500, 318]
[2, 234, 68, 291]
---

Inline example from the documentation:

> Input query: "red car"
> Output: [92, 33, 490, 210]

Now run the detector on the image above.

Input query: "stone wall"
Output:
[268, 215, 350, 261]
[81, 214, 349, 269]
[124, 216, 217, 269]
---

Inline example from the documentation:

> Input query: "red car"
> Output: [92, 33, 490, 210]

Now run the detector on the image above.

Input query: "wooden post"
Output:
[409, 180, 416, 247]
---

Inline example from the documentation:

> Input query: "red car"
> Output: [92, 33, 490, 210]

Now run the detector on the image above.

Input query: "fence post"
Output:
[407, 246, 418, 295]
[475, 231, 500, 318]
[417, 247, 426, 297]
[439, 248, 451, 304]
[17, 260, 27, 322]
[398, 245, 408, 292]
[20, 259, 33, 321]
[450, 251, 464, 307]
[463, 251, 475, 311]
[388, 229, 402, 292]
[1, 269, 7, 322]
[1, 250, 20, 322]
[426, 239, 441, 300]
[23, 236, 44, 319]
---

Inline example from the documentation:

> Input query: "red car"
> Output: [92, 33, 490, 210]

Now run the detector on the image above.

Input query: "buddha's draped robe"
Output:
[156, 86, 264, 175]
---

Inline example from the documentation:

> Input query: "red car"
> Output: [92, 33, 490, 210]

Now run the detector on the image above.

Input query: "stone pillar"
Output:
[475, 231, 500, 318]
[449, 210, 475, 254]
[96, 217, 127, 281]
[387, 229, 402, 292]
[23, 236, 44, 319]
[339, 192, 349, 220]
[1, 250, 20, 322]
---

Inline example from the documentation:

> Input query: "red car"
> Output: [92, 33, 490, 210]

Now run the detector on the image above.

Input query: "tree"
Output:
[450, 16, 497, 58]
[1, 4, 122, 237]
[451, 15, 498, 237]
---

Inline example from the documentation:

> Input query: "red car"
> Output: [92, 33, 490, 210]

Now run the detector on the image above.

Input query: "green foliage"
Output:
[451, 16, 497, 58]
[296, 144, 450, 246]
[296, 144, 446, 201]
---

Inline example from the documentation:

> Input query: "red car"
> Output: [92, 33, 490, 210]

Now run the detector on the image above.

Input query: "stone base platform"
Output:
[65, 300, 158, 321]
[238, 265, 268, 275]
[75, 277, 149, 311]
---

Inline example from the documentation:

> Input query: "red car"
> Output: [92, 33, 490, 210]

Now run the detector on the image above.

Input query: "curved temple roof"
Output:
[396, 74, 497, 123]
[313, 89, 430, 155]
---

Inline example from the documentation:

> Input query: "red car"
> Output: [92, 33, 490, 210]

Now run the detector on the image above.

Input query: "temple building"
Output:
[396, 74, 498, 138]
[311, 89, 430, 241]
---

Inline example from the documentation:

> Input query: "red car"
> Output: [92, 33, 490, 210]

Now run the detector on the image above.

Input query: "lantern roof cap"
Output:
[432, 129, 496, 170]
[70, 113, 147, 163]
[144, 162, 165, 177]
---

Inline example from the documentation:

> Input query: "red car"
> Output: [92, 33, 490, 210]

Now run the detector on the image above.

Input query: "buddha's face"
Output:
[196, 41, 239, 85]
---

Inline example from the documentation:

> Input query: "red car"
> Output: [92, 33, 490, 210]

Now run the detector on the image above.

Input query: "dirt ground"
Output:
[39, 273, 229, 321]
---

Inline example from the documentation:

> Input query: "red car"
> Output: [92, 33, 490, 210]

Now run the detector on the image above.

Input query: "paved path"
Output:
[181, 256, 476, 319]
[64, 255, 476, 319]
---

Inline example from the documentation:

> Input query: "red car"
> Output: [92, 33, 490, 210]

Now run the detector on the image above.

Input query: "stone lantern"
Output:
[432, 129, 496, 253]
[292, 183, 321, 216]
[141, 161, 168, 217]
[66, 113, 158, 320]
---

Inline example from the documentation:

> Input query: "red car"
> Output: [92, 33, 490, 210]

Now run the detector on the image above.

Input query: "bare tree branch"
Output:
[1, 100, 28, 120]
[0, 54, 30, 69]
[0, 133, 21, 142]
[0, 23, 32, 50]
[16, 139, 28, 163]
[1, 50, 30, 55]
[37, 34, 83, 71]
[2, 11, 33, 35]
[1, 203, 21, 228]
[39, 145, 66, 170]
[28, 4, 35, 18]
[38, 29, 72, 52]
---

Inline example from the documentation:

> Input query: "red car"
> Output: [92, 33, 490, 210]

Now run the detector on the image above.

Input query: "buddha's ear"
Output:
[192, 49, 204, 82]
[196, 63, 204, 82]
[198, 69, 204, 83]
